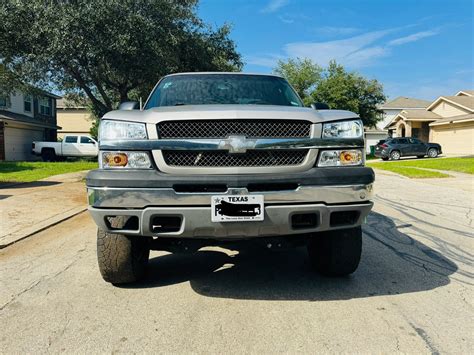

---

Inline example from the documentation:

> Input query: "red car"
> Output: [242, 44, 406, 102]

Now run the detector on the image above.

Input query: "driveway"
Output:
[0, 172, 472, 353]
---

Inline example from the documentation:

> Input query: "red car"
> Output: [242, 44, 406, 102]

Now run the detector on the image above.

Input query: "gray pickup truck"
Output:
[86, 72, 374, 284]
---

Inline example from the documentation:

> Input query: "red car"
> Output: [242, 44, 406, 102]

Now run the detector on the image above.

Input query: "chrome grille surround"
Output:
[162, 150, 309, 167]
[158, 119, 311, 139]
[151, 119, 320, 174]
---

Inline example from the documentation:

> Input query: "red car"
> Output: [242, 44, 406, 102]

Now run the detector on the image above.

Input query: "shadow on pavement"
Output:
[127, 212, 458, 300]
[0, 180, 61, 189]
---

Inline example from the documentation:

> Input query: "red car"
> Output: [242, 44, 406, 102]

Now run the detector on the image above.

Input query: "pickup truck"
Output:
[32, 135, 98, 161]
[86, 72, 375, 284]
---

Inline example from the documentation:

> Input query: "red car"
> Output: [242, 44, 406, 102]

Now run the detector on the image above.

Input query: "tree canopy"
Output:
[273, 58, 322, 105]
[274, 59, 386, 127]
[0, 0, 242, 117]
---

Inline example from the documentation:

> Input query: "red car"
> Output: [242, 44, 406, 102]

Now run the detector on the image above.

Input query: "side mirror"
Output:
[311, 102, 330, 110]
[119, 101, 139, 110]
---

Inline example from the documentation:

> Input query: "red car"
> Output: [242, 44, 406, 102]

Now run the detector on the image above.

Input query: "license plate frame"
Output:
[211, 195, 264, 222]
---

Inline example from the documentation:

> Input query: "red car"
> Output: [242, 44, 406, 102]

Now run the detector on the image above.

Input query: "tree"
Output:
[0, 0, 242, 118]
[312, 61, 386, 127]
[273, 58, 322, 105]
[273, 59, 386, 127]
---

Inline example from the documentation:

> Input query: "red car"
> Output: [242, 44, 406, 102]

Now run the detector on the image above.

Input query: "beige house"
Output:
[385, 90, 474, 155]
[56, 98, 93, 139]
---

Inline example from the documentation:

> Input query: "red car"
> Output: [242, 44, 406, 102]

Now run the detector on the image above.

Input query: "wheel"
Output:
[97, 217, 150, 284]
[41, 149, 56, 162]
[381, 157, 389, 161]
[417, 155, 425, 158]
[427, 148, 438, 158]
[307, 226, 362, 276]
[390, 150, 400, 160]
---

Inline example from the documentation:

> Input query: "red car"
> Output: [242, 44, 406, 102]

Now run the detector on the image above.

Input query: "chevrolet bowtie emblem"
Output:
[218, 135, 257, 154]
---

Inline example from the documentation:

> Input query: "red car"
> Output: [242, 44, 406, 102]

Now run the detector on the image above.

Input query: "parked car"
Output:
[375, 137, 442, 160]
[32, 135, 98, 161]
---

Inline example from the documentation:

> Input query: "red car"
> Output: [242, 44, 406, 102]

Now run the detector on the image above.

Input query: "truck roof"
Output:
[163, 72, 284, 79]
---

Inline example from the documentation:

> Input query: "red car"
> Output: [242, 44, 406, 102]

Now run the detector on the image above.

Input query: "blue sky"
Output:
[198, 0, 474, 101]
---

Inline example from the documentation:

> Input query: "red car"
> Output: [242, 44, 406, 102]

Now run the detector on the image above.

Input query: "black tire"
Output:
[390, 150, 401, 160]
[41, 149, 56, 162]
[97, 217, 150, 284]
[307, 226, 362, 276]
[381, 157, 389, 161]
[427, 148, 438, 158]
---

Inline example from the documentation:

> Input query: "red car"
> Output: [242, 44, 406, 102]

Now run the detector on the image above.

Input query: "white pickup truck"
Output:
[32, 135, 98, 161]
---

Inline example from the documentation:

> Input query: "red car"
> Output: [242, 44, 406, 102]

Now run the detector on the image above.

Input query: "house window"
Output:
[24, 95, 32, 112]
[0, 96, 9, 108]
[39, 97, 51, 116]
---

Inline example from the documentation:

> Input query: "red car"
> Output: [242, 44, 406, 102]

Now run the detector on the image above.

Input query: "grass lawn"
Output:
[0, 161, 98, 183]
[368, 157, 474, 178]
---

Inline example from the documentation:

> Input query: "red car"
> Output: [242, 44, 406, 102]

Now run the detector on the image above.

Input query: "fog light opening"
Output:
[291, 213, 319, 230]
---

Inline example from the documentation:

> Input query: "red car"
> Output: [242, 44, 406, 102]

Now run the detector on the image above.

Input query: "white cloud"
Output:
[388, 30, 439, 46]
[261, 0, 289, 13]
[246, 54, 284, 68]
[247, 27, 441, 69]
[314, 26, 361, 36]
[278, 15, 294, 24]
[284, 29, 394, 67]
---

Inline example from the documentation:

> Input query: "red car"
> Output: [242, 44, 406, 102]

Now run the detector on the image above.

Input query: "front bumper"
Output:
[86, 167, 374, 239]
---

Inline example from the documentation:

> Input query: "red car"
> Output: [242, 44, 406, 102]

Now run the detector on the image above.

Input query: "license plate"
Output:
[211, 195, 264, 222]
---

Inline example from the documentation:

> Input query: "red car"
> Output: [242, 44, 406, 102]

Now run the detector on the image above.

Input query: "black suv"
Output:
[375, 137, 442, 160]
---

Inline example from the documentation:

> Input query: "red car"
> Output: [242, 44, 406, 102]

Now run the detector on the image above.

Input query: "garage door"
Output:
[431, 123, 474, 155]
[4, 127, 45, 161]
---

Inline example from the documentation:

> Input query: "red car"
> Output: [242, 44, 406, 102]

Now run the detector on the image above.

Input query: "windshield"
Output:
[145, 74, 304, 108]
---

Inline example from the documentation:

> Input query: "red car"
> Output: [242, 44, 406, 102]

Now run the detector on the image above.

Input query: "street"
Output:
[1, 172, 473, 354]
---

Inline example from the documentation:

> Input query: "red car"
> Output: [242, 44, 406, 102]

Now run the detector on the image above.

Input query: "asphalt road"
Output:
[1, 172, 472, 354]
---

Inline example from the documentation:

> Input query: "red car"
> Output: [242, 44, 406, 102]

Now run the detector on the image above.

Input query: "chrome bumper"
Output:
[87, 184, 374, 238]
[87, 184, 373, 208]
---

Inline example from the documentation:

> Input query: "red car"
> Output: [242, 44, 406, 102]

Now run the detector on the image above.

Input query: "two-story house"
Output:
[0, 88, 60, 161]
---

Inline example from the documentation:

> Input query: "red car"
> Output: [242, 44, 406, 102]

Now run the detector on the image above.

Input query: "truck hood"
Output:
[102, 105, 359, 124]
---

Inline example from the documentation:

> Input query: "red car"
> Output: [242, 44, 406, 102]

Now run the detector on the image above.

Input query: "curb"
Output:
[0, 207, 87, 249]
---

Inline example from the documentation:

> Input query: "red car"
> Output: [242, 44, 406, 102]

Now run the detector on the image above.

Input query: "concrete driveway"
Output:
[0, 172, 472, 353]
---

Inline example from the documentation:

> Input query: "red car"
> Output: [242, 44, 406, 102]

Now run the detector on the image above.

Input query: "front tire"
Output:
[41, 149, 56, 162]
[307, 226, 362, 276]
[97, 220, 150, 284]
[428, 148, 438, 158]
[390, 150, 401, 160]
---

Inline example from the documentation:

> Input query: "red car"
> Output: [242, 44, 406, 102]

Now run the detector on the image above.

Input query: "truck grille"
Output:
[158, 119, 311, 139]
[162, 150, 308, 167]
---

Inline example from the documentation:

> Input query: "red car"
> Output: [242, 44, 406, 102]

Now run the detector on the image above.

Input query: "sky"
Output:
[198, 0, 474, 101]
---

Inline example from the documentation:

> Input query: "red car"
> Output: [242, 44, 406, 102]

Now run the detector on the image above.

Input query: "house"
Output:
[365, 96, 430, 153]
[385, 90, 474, 155]
[56, 98, 93, 139]
[0, 89, 60, 161]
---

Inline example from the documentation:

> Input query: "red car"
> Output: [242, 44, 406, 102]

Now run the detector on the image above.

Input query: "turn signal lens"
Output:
[104, 152, 128, 167]
[340, 150, 362, 165]
[100, 151, 152, 169]
[318, 149, 363, 167]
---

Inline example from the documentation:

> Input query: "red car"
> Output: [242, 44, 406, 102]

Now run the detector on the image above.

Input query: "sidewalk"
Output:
[0, 171, 89, 248]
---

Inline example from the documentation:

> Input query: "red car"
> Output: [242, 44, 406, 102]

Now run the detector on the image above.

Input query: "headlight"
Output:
[322, 120, 363, 138]
[100, 151, 152, 169]
[99, 120, 147, 140]
[318, 149, 363, 167]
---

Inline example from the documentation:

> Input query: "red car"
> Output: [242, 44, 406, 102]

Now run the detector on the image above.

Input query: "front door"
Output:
[78, 136, 98, 156]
